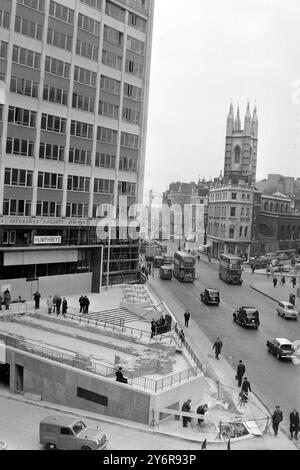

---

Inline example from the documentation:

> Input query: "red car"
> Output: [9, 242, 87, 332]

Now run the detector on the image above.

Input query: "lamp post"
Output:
[106, 221, 111, 290]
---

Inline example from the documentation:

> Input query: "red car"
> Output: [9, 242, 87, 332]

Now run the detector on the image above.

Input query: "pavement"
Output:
[0, 262, 297, 450]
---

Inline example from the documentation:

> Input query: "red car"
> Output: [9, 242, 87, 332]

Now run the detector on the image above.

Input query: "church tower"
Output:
[223, 102, 258, 185]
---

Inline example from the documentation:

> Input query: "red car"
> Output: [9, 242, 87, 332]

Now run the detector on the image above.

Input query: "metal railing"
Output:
[1, 333, 200, 393]
[174, 323, 204, 373]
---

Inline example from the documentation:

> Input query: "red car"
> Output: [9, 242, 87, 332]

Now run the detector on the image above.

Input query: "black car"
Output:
[200, 288, 220, 306]
[233, 307, 260, 329]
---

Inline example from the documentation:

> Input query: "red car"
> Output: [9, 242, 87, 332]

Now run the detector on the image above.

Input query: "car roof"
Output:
[40, 415, 82, 427]
[274, 338, 292, 345]
[206, 288, 219, 292]
[279, 301, 294, 307]
[241, 306, 258, 312]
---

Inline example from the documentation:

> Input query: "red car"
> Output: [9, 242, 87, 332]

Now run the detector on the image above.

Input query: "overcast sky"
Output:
[143, 0, 300, 204]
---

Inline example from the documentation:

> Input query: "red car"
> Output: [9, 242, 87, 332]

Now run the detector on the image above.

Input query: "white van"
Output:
[40, 415, 108, 450]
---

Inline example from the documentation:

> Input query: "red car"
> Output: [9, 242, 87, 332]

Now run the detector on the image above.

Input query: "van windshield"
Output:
[72, 421, 87, 435]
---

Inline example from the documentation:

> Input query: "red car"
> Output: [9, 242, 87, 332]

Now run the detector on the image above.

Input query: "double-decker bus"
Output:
[173, 251, 196, 282]
[219, 254, 243, 285]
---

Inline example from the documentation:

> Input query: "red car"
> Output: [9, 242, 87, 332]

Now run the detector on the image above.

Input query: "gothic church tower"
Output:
[224, 102, 258, 185]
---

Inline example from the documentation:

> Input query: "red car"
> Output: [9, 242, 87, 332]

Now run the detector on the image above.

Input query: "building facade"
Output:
[0, 0, 154, 299]
[224, 102, 258, 185]
[207, 181, 254, 259]
[207, 103, 258, 259]
[255, 192, 300, 254]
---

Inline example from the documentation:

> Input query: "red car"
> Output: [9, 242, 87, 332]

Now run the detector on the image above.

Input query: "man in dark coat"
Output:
[272, 405, 283, 436]
[79, 295, 84, 313]
[33, 291, 41, 310]
[289, 409, 299, 440]
[62, 298, 68, 317]
[84, 296, 90, 314]
[273, 277, 277, 288]
[182, 399, 192, 428]
[116, 367, 128, 384]
[236, 360, 246, 387]
[56, 296, 62, 315]
[4, 289, 11, 310]
[241, 377, 251, 402]
[184, 310, 190, 328]
[197, 404, 208, 426]
[212, 337, 223, 359]
[150, 319, 156, 339]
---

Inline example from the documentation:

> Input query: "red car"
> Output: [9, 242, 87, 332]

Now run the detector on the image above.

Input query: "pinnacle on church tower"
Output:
[251, 103, 258, 138]
[244, 101, 252, 135]
[234, 105, 241, 131]
[226, 101, 234, 135]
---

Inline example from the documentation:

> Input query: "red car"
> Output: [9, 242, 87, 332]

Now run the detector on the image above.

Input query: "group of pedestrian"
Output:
[46, 294, 68, 316]
[79, 295, 90, 314]
[235, 359, 251, 402]
[0, 289, 11, 310]
[181, 399, 209, 428]
[270, 406, 299, 439]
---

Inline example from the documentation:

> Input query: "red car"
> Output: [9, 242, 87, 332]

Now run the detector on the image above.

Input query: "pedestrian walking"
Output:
[33, 291, 41, 310]
[184, 310, 190, 328]
[179, 329, 185, 347]
[272, 405, 283, 436]
[150, 319, 156, 339]
[236, 360, 246, 387]
[280, 276, 285, 286]
[56, 295, 62, 315]
[251, 265, 255, 274]
[62, 298, 68, 317]
[79, 295, 84, 313]
[52, 294, 57, 313]
[212, 337, 223, 360]
[266, 266, 270, 277]
[197, 403, 208, 426]
[181, 399, 192, 428]
[240, 377, 251, 403]
[47, 295, 52, 315]
[289, 409, 299, 440]
[84, 296, 90, 314]
[0, 294, 3, 311]
[291, 277, 297, 289]
[4, 289, 11, 310]
[273, 277, 278, 288]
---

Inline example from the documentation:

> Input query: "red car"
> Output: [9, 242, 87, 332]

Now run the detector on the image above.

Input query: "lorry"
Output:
[145, 245, 161, 261]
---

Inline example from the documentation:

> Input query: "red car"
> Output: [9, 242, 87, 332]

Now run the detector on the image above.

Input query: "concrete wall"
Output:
[150, 375, 206, 423]
[0, 273, 92, 301]
[6, 348, 151, 424]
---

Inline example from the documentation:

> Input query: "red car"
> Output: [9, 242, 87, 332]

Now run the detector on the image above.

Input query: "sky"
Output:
[143, 0, 300, 204]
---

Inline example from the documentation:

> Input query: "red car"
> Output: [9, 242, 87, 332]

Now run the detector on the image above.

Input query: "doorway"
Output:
[0, 363, 10, 389]
[15, 364, 24, 393]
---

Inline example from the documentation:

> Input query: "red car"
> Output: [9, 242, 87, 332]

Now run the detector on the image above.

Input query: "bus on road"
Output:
[173, 251, 196, 282]
[219, 254, 243, 285]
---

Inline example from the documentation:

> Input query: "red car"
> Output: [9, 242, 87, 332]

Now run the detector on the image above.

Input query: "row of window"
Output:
[67, 175, 90, 193]
[0, 40, 8, 60]
[4, 140, 137, 172]
[15, 16, 43, 40]
[78, 12, 100, 36]
[47, 28, 72, 51]
[6, 107, 141, 148]
[210, 191, 252, 201]
[105, 1, 147, 33]
[207, 223, 249, 239]
[4, 168, 33, 187]
[17, 0, 45, 13]
[49, 0, 74, 25]
[209, 206, 251, 218]
[9, 78, 141, 122]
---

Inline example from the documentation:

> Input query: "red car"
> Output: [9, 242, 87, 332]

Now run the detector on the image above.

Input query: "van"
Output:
[39, 415, 108, 450]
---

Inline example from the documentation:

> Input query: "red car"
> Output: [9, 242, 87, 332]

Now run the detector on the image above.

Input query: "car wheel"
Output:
[81, 446, 92, 450]
[233, 315, 236, 323]
[267, 346, 271, 353]
[277, 310, 280, 316]
[276, 352, 280, 360]
[46, 443, 56, 450]
[255, 326, 258, 330]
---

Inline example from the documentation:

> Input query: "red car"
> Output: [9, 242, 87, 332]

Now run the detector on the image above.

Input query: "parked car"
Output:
[200, 288, 220, 306]
[277, 301, 298, 320]
[233, 307, 260, 329]
[266, 338, 295, 360]
[39, 415, 108, 450]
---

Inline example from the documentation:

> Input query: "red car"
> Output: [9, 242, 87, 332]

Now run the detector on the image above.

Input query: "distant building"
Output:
[162, 181, 196, 239]
[190, 180, 209, 245]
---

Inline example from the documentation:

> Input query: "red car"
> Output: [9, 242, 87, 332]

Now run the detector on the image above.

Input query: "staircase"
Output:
[82, 307, 143, 326]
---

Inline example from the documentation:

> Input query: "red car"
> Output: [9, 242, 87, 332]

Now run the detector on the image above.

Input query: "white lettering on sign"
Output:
[34, 236, 62, 244]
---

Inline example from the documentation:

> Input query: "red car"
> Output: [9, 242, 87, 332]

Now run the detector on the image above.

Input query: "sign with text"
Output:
[34, 236, 61, 245]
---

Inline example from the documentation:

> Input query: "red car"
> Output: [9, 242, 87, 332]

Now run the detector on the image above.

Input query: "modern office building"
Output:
[0, 0, 155, 299]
